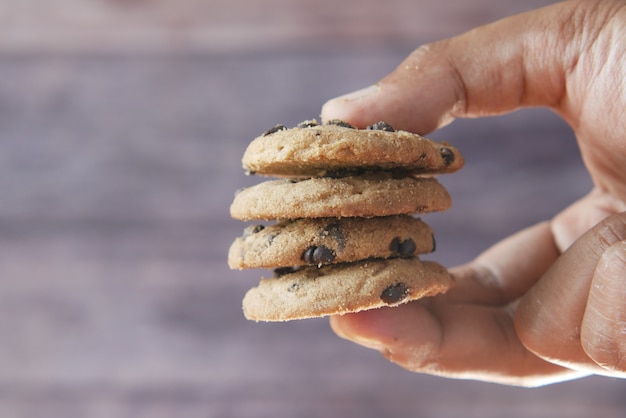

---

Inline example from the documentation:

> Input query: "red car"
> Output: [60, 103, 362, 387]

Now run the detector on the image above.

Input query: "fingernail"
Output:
[321, 85, 380, 124]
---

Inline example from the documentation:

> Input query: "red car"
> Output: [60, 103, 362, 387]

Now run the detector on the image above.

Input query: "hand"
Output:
[321, 0, 626, 386]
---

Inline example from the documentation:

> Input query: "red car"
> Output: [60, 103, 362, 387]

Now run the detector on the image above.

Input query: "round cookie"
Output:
[242, 258, 453, 321]
[242, 120, 464, 177]
[228, 215, 436, 270]
[229, 173, 451, 221]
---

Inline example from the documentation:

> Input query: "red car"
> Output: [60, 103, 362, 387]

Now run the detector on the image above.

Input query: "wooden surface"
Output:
[1, 0, 625, 417]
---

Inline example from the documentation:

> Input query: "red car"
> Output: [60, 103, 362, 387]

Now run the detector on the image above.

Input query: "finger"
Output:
[581, 241, 626, 374]
[331, 302, 583, 387]
[515, 212, 626, 376]
[445, 221, 559, 305]
[321, 0, 589, 133]
[330, 221, 585, 386]
[551, 188, 626, 252]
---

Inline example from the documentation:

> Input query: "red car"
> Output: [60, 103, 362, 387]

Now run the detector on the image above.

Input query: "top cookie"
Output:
[242, 120, 464, 177]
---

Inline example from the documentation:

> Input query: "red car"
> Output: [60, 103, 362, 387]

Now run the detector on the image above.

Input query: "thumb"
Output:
[581, 240, 626, 374]
[515, 212, 626, 377]
[321, 0, 591, 133]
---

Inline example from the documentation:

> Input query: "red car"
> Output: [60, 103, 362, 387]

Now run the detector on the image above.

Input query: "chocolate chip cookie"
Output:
[228, 215, 436, 270]
[242, 258, 453, 321]
[229, 173, 451, 221]
[242, 120, 464, 177]
[229, 119, 463, 322]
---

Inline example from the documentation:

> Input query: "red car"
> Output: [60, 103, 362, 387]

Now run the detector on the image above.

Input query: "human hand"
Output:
[321, 0, 626, 386]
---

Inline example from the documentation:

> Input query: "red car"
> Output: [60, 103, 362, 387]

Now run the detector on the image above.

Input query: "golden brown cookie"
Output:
[242, 120, 464, 177]
[229, 173, 451, 221]
[228, 215, 436, 270]
[242, 257, 453, 321]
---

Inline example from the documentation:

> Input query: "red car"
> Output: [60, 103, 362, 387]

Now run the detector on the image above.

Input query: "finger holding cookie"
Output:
[323, 0, 626, 386]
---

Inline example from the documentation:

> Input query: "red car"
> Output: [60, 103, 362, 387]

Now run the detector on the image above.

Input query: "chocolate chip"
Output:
[366, 121, 395, 132]
[243, 224, 265, 237]
[440, 147, 455, 166]
[389, 237, 402, 254]
[326, 119, 354, 129]
[313, 246, 335, 263]
[399, 238, 416, 257]
[389, 237, 416, 257]
[380, 283, 410, 305]
[262, 124, 287, 136]
[297, 119, 319, 128]
[302, 247, 315, 264]
[287, 282, 300, 292]
[302, 245, 335, 265]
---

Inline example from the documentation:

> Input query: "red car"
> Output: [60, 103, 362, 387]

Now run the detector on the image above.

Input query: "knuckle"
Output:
[594, 212, 626, 249]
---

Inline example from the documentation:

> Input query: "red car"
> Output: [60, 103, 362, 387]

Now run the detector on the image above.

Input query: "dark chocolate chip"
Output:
[302, 247, 316, 264]
[262, 124, 287, 136]
[380, 283, 410, 305]
[440, 147, 455, 166]
[326, 119, 354, 129]
[399, 238, 416, 257]
[366, 121, 395, 132]
[390, 237, 416, 257]
[297, 120, 319, 128]
[389, 237, 402, 254]
[431, 234, 437, 253]
[302, 245, 335, 265]
[313, 246, 335, 264]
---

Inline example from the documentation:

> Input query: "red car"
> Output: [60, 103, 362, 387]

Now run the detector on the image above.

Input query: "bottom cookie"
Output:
[242, 258, 453, 322]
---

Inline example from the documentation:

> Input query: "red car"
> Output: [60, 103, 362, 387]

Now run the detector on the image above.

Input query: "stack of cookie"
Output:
[229, 119, 464, 321]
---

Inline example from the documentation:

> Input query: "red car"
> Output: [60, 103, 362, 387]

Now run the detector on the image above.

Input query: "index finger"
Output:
[321, 0, 596, 133]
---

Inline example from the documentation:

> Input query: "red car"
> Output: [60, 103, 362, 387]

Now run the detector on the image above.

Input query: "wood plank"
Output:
[0, 0, 556, 53]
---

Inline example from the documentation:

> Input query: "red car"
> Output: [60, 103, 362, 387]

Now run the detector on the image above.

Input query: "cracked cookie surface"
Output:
[228, 215, 436, 269]
[242, 121, 464, 177]
[230, 173, 451, 221]
[242, 258, 453, 321]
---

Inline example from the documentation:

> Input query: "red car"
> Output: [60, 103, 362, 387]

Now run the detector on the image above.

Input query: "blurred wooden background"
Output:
[0, 0, 624, 417]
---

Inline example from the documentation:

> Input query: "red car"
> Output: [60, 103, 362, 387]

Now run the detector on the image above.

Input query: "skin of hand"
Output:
[321, 0, 626, 386]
